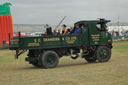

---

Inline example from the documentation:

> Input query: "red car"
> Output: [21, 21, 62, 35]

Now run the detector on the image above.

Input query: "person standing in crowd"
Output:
[62, 24, 67, 35]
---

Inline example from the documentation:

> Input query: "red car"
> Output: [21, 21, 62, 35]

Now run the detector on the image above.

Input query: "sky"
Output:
[0, 0, 128, 25]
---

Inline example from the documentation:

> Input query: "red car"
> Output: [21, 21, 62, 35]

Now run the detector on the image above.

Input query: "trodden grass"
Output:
[0, 41, 128, 85]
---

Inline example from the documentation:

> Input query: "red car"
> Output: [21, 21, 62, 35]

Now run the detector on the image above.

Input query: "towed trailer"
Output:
[9, 19, 112, 68]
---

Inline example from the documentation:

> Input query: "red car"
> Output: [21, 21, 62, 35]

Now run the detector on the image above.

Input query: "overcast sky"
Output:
[0, 0, 128, 25]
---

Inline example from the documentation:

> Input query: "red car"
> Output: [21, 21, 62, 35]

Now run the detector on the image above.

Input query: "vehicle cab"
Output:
[75, 19, 112, 47]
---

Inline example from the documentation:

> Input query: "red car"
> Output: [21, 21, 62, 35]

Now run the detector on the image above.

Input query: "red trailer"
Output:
[0, 2, 13, 46]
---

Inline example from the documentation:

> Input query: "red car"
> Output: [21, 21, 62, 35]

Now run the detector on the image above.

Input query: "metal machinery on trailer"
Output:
[9, 19, 112, 68]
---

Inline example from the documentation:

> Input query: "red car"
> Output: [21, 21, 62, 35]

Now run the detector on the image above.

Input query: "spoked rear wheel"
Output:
[40, 51, 59, 68]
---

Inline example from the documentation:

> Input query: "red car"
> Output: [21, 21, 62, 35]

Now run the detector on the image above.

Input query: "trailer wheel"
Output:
[96, 46, 111, 62]
[41, 51, 59, 68]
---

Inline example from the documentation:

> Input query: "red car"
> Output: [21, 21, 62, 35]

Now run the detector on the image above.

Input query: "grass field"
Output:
[0, 41, 128, 85]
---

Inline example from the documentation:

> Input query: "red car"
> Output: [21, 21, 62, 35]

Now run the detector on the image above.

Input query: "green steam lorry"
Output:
[9, 19, 112, 68]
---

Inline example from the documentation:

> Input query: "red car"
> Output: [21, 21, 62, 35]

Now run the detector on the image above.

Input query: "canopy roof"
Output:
[75, 19, 110, 25]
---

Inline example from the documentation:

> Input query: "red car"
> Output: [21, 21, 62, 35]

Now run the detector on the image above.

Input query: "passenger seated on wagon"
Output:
[57, 29, 61, 35]
[67, 29, 71, 34]
[62, 24, 67, 35]
[70, 27, 76, 34]
[73, 24, 81, 34]
[53, 29, 57, 35]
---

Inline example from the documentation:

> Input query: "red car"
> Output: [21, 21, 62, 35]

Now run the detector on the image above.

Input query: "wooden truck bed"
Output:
[9, 34, 81, 50]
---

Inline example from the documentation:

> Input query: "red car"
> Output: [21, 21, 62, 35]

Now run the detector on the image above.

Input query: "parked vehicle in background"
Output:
[30, 32, 43, 37]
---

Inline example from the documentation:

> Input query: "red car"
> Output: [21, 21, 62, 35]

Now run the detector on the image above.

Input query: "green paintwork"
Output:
[10, 35, 81, 50]
[9, 19, 112, 50]
[0, 2, 12, 15]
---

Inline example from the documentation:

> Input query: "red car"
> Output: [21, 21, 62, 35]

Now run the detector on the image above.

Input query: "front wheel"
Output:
[96, 46, 111, 62]
[40, 51, 59, 68]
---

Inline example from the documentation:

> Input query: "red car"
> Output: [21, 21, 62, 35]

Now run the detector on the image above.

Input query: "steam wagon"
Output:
[9, 19, 112, 68]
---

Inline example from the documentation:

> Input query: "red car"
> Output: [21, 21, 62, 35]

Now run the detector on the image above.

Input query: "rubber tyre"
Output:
[96, 46, 111, 62]
[41, 51, 59, 68]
